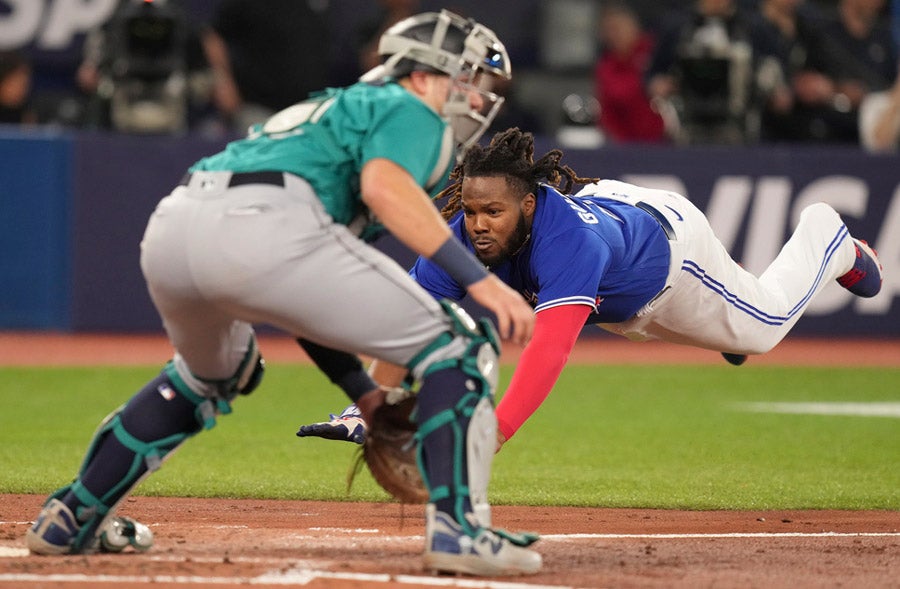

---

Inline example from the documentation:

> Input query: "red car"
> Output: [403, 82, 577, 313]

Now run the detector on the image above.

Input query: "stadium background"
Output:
[1, 0, 898, 339]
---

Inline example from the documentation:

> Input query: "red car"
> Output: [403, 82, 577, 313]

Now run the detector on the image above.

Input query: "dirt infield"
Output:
[1, 333, 898, 588]
[2, 494, 899, 589]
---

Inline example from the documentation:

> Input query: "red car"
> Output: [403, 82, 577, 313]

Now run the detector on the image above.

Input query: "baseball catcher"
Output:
[26, 10, 542, 578]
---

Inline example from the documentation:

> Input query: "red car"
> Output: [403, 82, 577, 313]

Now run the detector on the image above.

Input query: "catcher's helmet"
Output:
[361, 9, 511, 151]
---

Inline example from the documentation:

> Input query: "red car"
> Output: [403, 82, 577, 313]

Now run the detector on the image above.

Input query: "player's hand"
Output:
[495, 429, 507, 453]
[296, 404, 367, 444]
[467, 275, 534, 346]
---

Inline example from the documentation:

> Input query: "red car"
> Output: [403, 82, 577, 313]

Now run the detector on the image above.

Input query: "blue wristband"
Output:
[430, 237, 489, 288]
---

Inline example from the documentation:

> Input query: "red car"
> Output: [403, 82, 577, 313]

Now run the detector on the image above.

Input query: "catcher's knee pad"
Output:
[464, 394, 496, 528]
[166, 334, 265, 428]
[408, 300, 500, 392]
[414, 373, 497, 533]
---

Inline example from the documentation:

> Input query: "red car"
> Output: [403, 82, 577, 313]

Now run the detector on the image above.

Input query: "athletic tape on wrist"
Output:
[429, 237, 488, 288]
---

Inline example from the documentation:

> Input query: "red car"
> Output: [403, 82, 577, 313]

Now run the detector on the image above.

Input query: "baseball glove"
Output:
[350, 393, 428, 504]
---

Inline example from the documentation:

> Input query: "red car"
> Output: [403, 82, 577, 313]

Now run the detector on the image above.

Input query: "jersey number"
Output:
[563, 196, 599, 224]
[261, 96, 336, 136]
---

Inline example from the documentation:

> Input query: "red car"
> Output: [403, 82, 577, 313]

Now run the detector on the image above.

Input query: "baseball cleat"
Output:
[26, 498, 154, 555]
[26, 499, 80, 555]
[721, 352, 747, 366]
[837, 239, 883, 298]
[423, 505, 542, 576]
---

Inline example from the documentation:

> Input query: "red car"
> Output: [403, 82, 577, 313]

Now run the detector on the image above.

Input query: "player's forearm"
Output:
[361, 158, 452, 258]
[495, 351, 564, 440]
[495, 305, 590, 439]
[368, 359, 410, 389]
[200, 29, 233, 76]
[362, 159, 490, 296]
[872, 98, 900, 150]
[296, 338, 378, 402]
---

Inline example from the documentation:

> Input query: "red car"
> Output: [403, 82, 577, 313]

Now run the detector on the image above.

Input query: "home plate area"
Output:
[1, 495, 898, 589]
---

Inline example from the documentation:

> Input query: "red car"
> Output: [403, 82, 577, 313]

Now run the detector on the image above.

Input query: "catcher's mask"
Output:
[360, 9, 511, 152]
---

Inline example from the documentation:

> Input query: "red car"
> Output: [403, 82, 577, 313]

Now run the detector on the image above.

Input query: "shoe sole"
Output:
[424, 552, 542, 576]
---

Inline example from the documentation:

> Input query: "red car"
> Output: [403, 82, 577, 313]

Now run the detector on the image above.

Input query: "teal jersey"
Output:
[190, 80, 455, 226]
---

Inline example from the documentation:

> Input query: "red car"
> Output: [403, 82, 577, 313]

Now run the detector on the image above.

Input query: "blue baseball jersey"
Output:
[411, 184, 671, 323]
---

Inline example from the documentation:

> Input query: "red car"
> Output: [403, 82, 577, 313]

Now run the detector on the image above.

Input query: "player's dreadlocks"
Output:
[437, 127, 598, 220]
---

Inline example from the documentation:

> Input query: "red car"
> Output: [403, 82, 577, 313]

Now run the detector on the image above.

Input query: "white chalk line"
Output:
[3, 530, 899, 588]
[542, 531, 900, 540]
[0, 570, 578, 588]
[732, 401, 900, 418]
[3, 530, 897, 560]
[3, 530, 900, 588]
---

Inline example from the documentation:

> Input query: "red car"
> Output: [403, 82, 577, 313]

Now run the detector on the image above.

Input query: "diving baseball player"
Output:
[26, 11, 543, 577]
[298, 127, 884, 448]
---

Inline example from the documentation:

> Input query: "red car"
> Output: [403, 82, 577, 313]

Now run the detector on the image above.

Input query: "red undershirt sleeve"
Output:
[495, 304, 593, 440]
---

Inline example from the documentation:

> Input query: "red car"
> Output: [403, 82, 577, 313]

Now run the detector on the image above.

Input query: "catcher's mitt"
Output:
[351, 393, 428, 504]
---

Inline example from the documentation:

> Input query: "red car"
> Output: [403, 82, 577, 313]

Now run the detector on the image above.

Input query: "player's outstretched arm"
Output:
[495, 304, 590, 449]
[296, 356, 411, 444]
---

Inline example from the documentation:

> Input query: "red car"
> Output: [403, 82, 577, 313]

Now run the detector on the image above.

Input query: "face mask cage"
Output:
[360, 10, 511, 151]
[442, 22, 511, 151]
[443, 66, 507, 152]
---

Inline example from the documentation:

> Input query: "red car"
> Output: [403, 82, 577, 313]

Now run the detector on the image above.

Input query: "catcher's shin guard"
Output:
[410, 300, 500, 534]
[38, 345, 264, 554]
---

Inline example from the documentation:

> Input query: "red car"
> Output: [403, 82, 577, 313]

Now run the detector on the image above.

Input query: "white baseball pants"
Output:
[583, 181, 856, 355]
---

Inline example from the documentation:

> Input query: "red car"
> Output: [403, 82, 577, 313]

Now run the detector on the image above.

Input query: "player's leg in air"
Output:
[601, 192, 883, 363]
[719, 207, 882, 367]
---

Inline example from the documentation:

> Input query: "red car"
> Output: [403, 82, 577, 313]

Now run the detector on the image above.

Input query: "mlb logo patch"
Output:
[157, 384, 176, 401]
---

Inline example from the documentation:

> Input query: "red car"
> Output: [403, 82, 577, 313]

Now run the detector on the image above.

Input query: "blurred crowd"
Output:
[596, 0, 900, 151]
[2, 0, 898, 153]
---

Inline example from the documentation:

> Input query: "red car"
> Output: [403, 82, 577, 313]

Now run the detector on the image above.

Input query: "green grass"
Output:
[1, 363, 897, 510]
